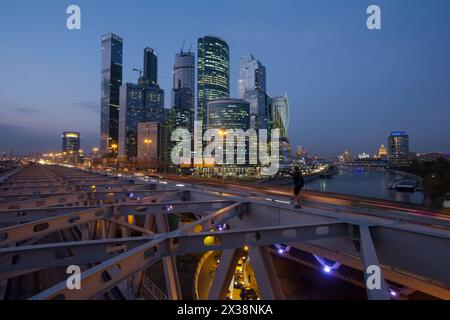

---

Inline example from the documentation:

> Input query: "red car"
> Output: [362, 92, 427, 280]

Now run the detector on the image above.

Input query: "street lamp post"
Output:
[143, 138, 152, 171]
[111, 144, 118, 170]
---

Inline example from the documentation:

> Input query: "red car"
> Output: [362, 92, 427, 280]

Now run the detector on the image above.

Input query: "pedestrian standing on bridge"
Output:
[290, 166, 304, 209]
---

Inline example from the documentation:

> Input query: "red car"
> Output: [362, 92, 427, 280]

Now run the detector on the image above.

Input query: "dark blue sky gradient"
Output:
[0, 0, 449, 156]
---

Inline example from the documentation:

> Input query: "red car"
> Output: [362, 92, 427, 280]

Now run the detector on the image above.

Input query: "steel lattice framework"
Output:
[0, 164, 449, 300]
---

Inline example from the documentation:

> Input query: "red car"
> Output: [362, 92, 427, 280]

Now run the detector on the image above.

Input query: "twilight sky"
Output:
[0, 0, 449, 157]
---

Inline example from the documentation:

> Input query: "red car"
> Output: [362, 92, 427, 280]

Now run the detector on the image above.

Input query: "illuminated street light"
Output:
[144, 139, 152, 144]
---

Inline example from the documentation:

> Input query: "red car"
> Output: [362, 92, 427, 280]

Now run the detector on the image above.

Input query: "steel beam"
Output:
[0, 207, 111, 246]
[359, 225, 390, 300]
[248, 246, 284, 300]
[208, 249, 242, 299]
[29, 238, 168, 300]
[156, 212, 182, 300]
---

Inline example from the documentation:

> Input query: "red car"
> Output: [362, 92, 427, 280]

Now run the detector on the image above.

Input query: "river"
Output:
[304, 166, 424, 204]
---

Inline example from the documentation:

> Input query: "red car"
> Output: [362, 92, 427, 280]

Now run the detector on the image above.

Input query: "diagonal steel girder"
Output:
[20, 221, 348, 299]
[0, 201, 247, 275]
[0, 191, 188, 246]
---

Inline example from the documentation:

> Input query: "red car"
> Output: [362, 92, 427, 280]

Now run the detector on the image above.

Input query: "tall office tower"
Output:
[271, 95, 289, 139]
[172, 50, 195, 132]
[173, 50, 195, 93]
[238, 54, 266, 98]
[118, 83, 145, 160]
[118, 46, 165, 161]
[197, 36, 230, 127]
[238, 55, 268, 130]
[143, 47, 157, 86]
[101, 33, 123, 157]
[272, 95, 291, 165]
[388, 131, 410, 166]
[62, 132, 81, 153]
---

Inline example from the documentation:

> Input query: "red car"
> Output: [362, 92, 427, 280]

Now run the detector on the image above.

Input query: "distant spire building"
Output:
[100, 33, 123, 157]
[378, 144, 388, 160]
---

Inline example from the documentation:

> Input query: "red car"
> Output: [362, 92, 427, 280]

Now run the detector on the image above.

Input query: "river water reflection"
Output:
[304, 166, 424, 204]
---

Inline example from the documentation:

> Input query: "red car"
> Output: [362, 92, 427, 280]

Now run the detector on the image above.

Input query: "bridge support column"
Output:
[359, 225, 390, 300]
[132, 214, 157, 298]
[208, 249, 242, 300]
[248, 246, 284, 300]
[156, 213, 182, 300]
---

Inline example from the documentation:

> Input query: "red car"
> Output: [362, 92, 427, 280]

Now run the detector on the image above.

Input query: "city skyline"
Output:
[1, 0, 450, 157]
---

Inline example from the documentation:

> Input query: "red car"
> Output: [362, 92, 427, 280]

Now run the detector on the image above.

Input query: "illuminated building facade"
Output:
[358, 152, 370, 160]
[378, 144, 388, 160]
[388, 131, 410, 166]
[100, 33, 123, 157]
[137, 122, 165, 168]
[62, 132, 81, 153]
[343, 149, 352, 163]
[206, 99, 250, 131]
[206, 99, 251, 170]
[197, 36, 230, 128]
[144, 85, 165, 124]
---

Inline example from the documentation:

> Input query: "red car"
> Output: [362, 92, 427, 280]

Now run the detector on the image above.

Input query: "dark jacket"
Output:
[292, 171, 304, 188]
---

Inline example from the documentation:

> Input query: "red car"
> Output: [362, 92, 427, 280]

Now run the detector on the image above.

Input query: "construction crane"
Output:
[133, 68, 142, 78]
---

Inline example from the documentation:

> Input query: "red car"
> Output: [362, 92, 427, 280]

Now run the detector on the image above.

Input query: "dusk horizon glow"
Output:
[0, 0, 449, 157]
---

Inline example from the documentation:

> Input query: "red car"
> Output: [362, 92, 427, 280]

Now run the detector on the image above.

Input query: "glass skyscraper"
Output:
[206, 99, 250, 131]
[143, 47, 158, 86]
[271, 95, 291, 165]
[238, 54, 266, 98]
[388, 131, 410, 166]
[197, 36, 230, 127]
[237, 54, 268, 130]
[173, 50, 195, 94]
[172, 50, 195, 133]
[118, 47, 165, 160]
[271, 95, 289, 140]
[118, 83, 145, 159]
[101, 33, 123, 157]
[206, 99, 250, 166]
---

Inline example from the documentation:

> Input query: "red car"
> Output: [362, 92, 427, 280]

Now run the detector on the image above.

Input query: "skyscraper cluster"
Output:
[100, 33, 291, 174]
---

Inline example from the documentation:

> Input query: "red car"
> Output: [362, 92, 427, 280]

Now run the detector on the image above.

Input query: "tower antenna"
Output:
[181, 40, 185, 53]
